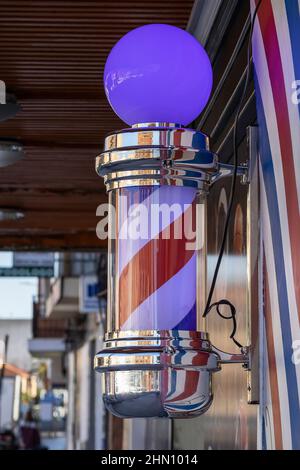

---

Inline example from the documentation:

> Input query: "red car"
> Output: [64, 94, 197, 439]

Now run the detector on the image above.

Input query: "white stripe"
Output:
[166, 370, 202, 404]
[261, 176, 292, 449]
[250, 1, 256, 18]
[121, 254, 196, 331]
[167, 370, 185, 401]
[272, 0, 300, 213]
[253, 16, 300, 418]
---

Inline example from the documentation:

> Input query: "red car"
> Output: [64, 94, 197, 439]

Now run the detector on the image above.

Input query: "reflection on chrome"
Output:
[94, 330, 249, 418]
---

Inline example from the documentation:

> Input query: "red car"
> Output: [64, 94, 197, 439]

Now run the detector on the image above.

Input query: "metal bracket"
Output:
[211, 344, 250, 369]
[211, 161, 248, 186]
[246, 126, 260, 405]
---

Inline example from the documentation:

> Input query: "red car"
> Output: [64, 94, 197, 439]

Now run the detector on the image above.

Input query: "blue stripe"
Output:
[166, 370, 178, 399]
[173, 303, 196, 330]
[124, 185, 157, 204]
[165, 402, 200, 411]
[255, 73, 300, 449]
[285, 0, 300, 117]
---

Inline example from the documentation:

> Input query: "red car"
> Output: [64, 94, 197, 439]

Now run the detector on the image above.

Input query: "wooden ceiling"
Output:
[0, 0, 194, 250]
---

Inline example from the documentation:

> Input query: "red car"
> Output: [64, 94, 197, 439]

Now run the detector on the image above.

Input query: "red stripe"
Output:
[191, 351, 211, 366]
[166, 370, 199, 403]
[119, 200, 196, 326]
[256, 0, 300, 321]
[264, 254, 283, 449]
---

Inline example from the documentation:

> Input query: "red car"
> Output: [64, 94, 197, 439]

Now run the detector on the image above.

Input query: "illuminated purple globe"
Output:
[104, 24, 213, 126]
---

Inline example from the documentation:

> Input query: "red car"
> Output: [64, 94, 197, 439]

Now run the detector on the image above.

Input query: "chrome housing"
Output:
[94, 330, 221, 418]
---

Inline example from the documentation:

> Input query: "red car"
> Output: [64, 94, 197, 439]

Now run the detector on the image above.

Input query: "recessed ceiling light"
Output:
[0, 209, 25, 221]
[0, 141, 24, 168]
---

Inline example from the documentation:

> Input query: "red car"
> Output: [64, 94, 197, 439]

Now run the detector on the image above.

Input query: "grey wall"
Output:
[0, 319, 32, 370]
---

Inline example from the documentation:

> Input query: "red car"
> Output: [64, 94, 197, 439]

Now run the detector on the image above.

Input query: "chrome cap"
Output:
[96, 124, 218, 193]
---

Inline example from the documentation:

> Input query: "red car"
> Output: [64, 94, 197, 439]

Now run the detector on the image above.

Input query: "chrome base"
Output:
[95, 330, 250, 418]
[101, 369, 214, 418]
[95, 330, 221, 418]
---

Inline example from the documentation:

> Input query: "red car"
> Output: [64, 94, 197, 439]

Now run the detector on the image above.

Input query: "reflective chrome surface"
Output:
[94, 330, 249, 418]
[96, 123, 248, 192]
[96, 123, 218, 192]
[246, 127, 260, 405]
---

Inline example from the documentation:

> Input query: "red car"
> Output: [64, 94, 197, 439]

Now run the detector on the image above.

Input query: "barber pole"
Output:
[95, 23, 251, 420]
[116, 186, 198, 331]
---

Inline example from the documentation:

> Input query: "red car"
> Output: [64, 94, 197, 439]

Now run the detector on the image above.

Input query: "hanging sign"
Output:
[79, 275, 99, 313]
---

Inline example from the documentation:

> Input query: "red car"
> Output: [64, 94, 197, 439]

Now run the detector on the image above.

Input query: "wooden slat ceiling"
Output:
[0, 0, 194, 250]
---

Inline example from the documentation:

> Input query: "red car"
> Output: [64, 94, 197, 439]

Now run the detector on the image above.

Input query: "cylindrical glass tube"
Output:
[107, 185, 205, 332]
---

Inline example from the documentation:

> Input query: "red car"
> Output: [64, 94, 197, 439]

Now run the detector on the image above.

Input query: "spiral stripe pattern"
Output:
[116, 185, 198, 331]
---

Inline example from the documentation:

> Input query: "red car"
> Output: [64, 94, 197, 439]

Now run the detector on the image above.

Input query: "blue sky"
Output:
[0, 252, 37, 319]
